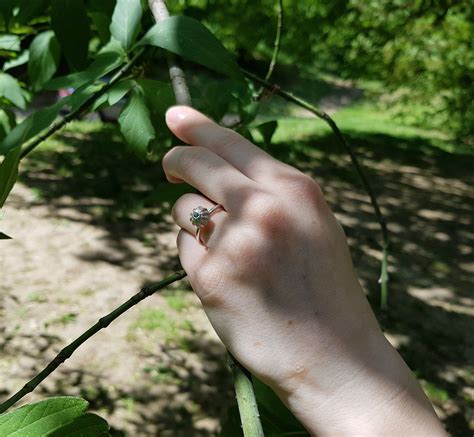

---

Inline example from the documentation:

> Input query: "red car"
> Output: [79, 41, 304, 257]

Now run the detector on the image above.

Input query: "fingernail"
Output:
[166, 106, 188, 126]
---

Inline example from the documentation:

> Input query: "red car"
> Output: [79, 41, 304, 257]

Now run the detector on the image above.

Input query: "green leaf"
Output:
[0, 146, 21, 208]
[45, 39, 125, 90]
[28, 31, 61, 91]
[138, 15, 242, 79]
[0, 34, 20, 51]
[0, 108, 16, 140]
[66, 82, 102, 112]
[16, 0, 51, 24]
[0, 397, 88, 437]
[107, 79, 133, 106]
[90, 12, 111, 44]
[0, 100, 64, 155]
[137, 79, 175, 115]
[47, 412, 110, 436]
[51, 0, 91, 71]
[256, 120, 278, 147]
[110, 0, 142, 51]
[0, 0, 16, 30]
[0, 73, 27, 110]
[3, 50, 30, 71]
[0, 232, 12, 240]
[118, 85, 155, 156]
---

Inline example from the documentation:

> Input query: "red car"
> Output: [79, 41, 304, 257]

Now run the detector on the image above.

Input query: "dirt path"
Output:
[0, 182, 233, 436]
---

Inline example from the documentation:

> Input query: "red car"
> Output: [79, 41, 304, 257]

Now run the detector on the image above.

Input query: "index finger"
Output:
[165, 106, 288, 183]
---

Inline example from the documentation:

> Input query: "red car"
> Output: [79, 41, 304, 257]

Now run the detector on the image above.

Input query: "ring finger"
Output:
[172, 193, 227, 246]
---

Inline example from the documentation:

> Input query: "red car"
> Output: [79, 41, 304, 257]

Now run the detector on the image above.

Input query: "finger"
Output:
[176, 228, 207, 274]
[162, 145, 256, 209]
[166, 106, 287, 183]
[172, 193, 226, 247]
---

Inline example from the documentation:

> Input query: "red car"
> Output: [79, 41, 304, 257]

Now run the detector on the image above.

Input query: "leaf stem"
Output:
[228, 354, 265, 437]
[243, 68, 390, 308]
[0, 270, 186, 414]
[20, 48, 146, 160]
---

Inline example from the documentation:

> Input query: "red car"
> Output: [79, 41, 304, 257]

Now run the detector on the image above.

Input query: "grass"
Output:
[163, 289, 190, 312]
[128, 308, 195, 350]
[255, 102, 471, 156]
[49, 312, 78, 326]
[419, 380, 450, 404]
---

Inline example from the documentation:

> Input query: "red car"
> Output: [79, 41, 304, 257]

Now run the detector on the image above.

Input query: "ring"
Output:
[190, 204, 223, 247]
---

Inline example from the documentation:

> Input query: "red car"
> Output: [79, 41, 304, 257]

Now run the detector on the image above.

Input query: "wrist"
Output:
[272, 333, 445, 436]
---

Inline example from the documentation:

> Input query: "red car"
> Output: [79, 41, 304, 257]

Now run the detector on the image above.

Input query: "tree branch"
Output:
[148, 0, 192, 106]
[243, 68, 390, 309]
[0, 270, 186, 414]
[20, 48, 145, 160]
[228, 354, 264, 437]
[257, 0, 283, 100]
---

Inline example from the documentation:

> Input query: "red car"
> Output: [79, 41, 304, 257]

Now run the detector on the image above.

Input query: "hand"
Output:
[163, 106, 445, 435]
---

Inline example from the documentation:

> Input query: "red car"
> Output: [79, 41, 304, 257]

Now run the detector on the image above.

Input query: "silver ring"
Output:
[190, 204, 223, 247]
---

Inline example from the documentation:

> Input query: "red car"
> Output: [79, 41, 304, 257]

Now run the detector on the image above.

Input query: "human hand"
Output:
[163, 106, 445, 435]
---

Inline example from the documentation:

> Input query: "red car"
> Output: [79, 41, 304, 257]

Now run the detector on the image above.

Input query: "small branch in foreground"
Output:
[148, 0, 192, 106]
[228, 354, 265, 437]
[20, 48, 145, 160]
[243, 68, 390, 309]
[256, 0, 283, 100]
[0, 270, 186, 414]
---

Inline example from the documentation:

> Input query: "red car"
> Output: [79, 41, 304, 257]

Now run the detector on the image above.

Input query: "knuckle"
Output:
[191, 260, 228, 307]
[284, 173, 325, 207]
[223, 227, 271, 271]
[244, 193, 288, 233]
[163, 146, 206, 174]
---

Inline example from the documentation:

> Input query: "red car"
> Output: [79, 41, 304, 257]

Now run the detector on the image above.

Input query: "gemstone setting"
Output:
[190, 206, 211, 228]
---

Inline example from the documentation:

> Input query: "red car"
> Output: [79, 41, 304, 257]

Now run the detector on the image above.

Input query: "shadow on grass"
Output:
[15, 119, 474, 435]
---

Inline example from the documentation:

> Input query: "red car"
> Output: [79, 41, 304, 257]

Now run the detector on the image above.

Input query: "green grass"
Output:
[256, 102, 470, 156]
[49, 312, 78, 325]
[128, 308, 195, 349]
[163, 289, 189, 312]
[420, 380, 450, 404]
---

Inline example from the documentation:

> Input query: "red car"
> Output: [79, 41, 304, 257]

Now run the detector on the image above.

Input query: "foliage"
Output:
[0, 397, 109, 436]
[173, 0, 473, 139]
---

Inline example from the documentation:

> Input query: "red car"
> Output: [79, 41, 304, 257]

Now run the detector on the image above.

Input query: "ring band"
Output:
[190, 204, 223, 247]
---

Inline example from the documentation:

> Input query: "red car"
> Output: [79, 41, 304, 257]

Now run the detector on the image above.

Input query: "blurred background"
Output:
[1, 0, 473, 435]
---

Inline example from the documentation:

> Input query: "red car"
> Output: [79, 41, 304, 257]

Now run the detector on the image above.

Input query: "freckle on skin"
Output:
[287, 319, 294, 326]
[253, 341, 263, 347]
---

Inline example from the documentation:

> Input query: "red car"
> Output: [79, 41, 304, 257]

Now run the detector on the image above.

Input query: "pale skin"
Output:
[163, 106, 446, 436]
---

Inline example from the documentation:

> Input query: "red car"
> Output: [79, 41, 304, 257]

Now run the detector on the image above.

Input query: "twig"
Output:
[148, 0, 192, 106]
[0, 270, 186, 414]
[20, 48, 145, 160]
[228, 354, 265, 437]
[256, 0, 283, 100]
[243, 68, 390, 309]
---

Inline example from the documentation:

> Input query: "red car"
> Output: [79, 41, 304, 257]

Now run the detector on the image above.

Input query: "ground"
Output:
[0, 82, 473, 435]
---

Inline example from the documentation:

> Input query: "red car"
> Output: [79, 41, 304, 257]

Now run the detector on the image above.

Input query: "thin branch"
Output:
[228, 354, 265, 437]
[256, 0, 283, 100]
[148, 0, 192, 106]
[243, 68, 390, 309]
[0, 270, 186, 414]
[20, 48, 145, 160]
